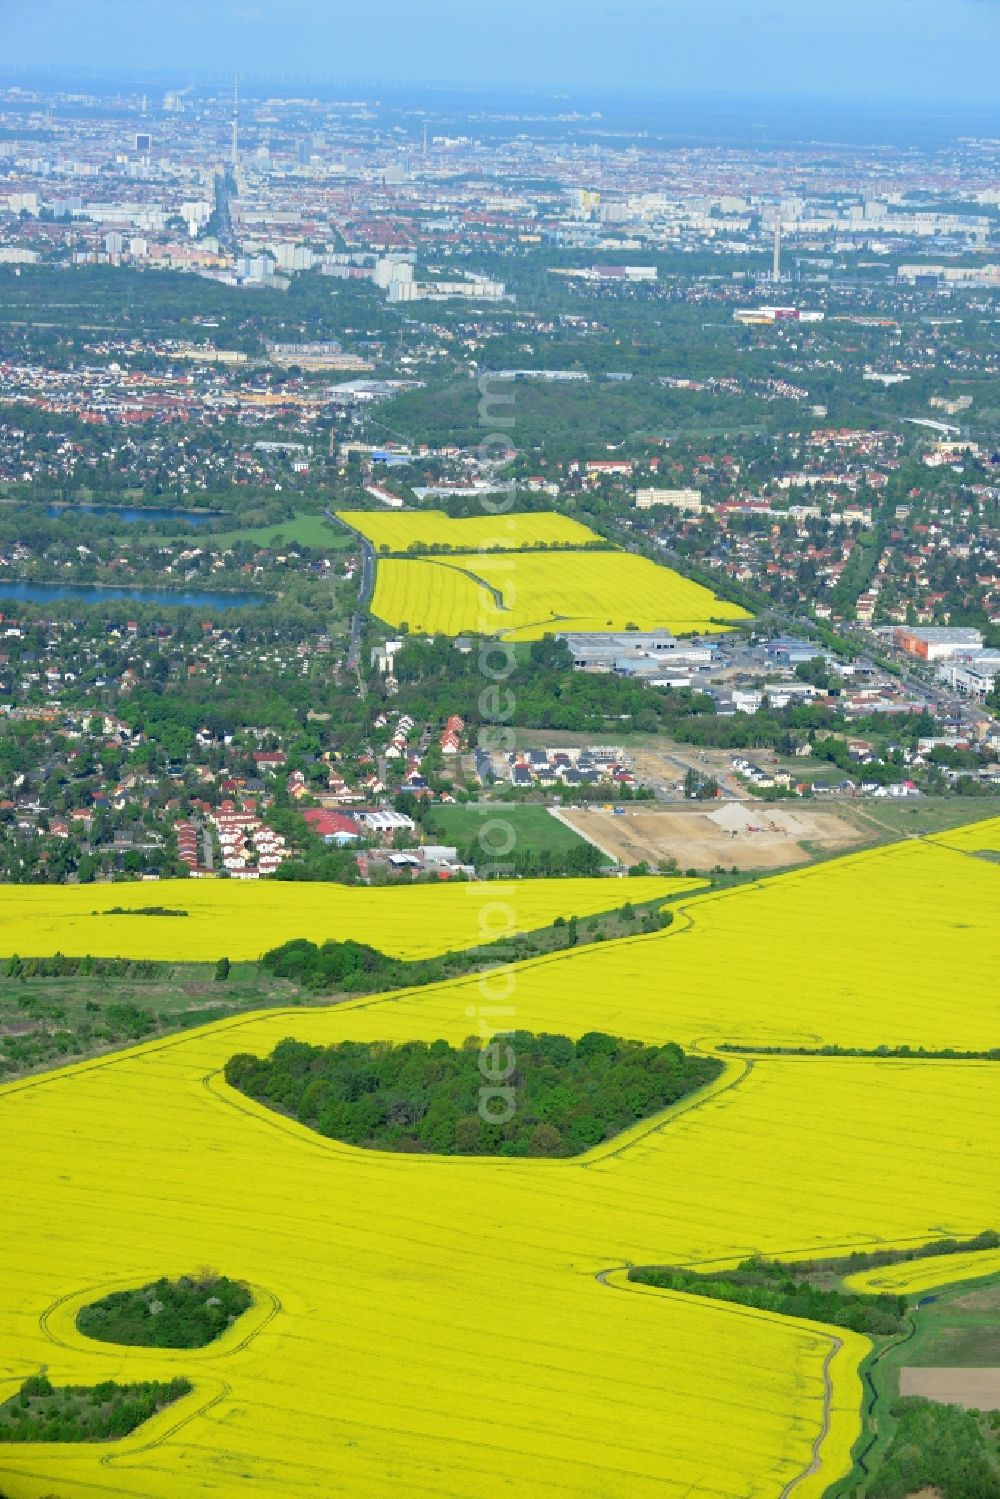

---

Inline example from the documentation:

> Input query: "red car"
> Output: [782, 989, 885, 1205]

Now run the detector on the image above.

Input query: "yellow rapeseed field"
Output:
[846, 1248, 1000, 1297]
[346, 838, 997, 1054]
[337, 508, 603, 552]
[1, 836, 997, 1498]
[370, 555, 488, 636]
[0, 874, 697, 962]
[371, 549, 749, 639]
[930, 811, 1000, 855]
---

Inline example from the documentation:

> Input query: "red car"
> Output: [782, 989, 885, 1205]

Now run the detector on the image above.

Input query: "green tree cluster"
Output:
[631, 1258, 907, 1337]
[77, 1276, 251, 1350]
[260, 937, 457, 993]
[224, 1032, 721, 1157]
[0, 1375, 191, 1443]
[867, 1398, 1000, 1499]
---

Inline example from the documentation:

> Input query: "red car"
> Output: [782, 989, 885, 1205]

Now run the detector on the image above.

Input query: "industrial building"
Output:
[940, 651, 1000, 699]
[766, 637, 836, 666]
[893, 627, 984, 662]
[733, 306, 825, 325]
[556, 630, 718, 673]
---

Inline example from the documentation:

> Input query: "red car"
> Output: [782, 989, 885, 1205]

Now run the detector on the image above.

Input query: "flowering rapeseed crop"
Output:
[337, 508, 603, 552]
[0, 874, 698, 962]
[1, 837, 997, 1498]
[379, 838, 994, 1054]
[370, 549, 748, 639]
[846, 1248, 1000, 1297]
[930, 812, 1000, 856]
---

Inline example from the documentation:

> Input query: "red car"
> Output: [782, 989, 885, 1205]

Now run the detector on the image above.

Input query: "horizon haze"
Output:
[3, 0, 1000, 104]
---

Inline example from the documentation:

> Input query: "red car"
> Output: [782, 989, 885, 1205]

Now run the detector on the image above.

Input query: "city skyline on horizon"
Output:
[3, 0, 1000, 105]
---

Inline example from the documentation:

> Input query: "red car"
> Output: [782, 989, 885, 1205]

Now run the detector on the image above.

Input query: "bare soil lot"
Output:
[951, 1284, 1000, 1316]
[900, 1367, 1000, 1411]
[559, 802, 866, 871]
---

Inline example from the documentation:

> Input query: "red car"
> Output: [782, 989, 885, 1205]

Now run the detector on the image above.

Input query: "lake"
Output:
[44, 504, 222, 527]
[0, 581, 263, 610]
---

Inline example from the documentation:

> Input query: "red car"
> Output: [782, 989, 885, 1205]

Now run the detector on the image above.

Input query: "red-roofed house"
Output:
[303, 809, 362, 844]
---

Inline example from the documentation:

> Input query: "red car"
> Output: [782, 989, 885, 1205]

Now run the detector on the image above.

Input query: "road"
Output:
[608, 522, 997, 738]
[771, 610, 998, 735]
[326, 509, 372, 676]
[652, 744, 746, 801]
[212, 170, 237, 254]
[548, 805, 623, 864]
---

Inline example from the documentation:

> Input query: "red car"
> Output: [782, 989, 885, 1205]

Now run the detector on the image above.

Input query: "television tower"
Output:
[772, 220, 782, 284]
[231, 77, 239, 171]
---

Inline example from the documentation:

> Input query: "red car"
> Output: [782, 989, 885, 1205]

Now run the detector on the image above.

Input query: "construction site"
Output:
[556, 802, 866, 872]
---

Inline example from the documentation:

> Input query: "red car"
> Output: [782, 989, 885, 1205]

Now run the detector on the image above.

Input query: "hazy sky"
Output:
[3, 0, 1000, 100]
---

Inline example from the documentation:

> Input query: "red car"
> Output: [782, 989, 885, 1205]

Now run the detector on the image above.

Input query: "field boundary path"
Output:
[548, 805, 622, 865]
[427, 556, 508, 610]
[594, 1263, 848, 1499]
[780, 1337, 843, 1497]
